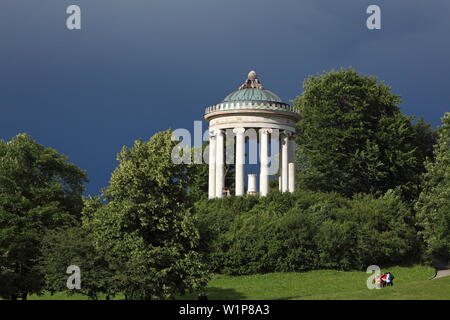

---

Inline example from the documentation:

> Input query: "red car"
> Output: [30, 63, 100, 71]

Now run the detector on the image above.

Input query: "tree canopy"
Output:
[0, 133, 87, 300]
[37, 224, 113, 300]
[83, 130, 210, 299]
[294, 68, 436, 199]
[415, 113, 450, 263]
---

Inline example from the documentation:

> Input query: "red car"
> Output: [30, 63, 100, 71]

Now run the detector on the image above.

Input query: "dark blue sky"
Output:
[1, 0, 449, 195]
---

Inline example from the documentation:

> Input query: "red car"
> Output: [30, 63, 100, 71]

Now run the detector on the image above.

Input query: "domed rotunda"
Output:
[205, 71, 300, 198]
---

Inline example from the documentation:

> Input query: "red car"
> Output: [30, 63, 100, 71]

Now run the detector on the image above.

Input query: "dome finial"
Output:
[239, 70, 264, 90]
[248, 70, 257, 80]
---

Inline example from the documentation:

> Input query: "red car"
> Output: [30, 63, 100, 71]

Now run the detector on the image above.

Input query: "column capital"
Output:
[283, 129, 294, 138]
[209, 128, 222, 139]
[233, 127, 246, 134]
[260, 128, 273, 135]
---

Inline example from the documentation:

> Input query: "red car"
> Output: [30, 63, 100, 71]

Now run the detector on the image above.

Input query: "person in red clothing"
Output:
[381, 273, 387, 287]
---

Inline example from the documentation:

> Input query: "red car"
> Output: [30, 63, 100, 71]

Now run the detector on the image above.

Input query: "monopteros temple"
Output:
[204, 71, 300, 198]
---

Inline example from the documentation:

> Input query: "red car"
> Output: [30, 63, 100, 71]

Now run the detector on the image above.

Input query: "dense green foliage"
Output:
[82, 130, 210, 299]
[0, 134, 87, 300]
[294, 68, 436, 200]
[37, 223, 113, 300]
[195, 190, 419, 275]
[415, 113, 450, 263]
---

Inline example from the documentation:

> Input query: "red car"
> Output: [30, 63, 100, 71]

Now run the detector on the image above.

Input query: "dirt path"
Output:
[430, 269, 450, 280]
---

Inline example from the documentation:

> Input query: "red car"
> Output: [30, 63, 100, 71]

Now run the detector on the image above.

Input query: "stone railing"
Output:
[205, 101, 300, 116]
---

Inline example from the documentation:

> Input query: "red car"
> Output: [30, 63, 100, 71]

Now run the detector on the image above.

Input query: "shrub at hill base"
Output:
[194, 189, 418, 275]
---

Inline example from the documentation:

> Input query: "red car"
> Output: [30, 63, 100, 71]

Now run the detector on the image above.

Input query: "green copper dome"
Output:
[222, 88, 283, 103]
[204, 70, 300, 120]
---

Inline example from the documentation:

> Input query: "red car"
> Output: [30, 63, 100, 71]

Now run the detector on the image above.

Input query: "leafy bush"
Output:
[195, 189, 419, 275]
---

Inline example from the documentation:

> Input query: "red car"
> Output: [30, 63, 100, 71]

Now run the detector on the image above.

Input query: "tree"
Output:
[37, 196, 115, 300]
[408, 117, 440, 199]
[294, 68, 435, 199]
[37, 225, 113, 300]
[0, 133, 87, 299]
[415, 113, 450, 263]
[84, 130, 210, 299]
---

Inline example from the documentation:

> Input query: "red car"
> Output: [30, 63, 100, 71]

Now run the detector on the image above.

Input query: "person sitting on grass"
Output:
[385, 272, 391, 286]
[386, 272, 394, 286]
[381, 273, 387, 287]
[373, 273, 382, 289]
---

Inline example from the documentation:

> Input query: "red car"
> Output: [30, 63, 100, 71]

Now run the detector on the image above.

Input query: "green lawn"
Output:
[26, 265, 450, 300]
[177, 265, 450, 300]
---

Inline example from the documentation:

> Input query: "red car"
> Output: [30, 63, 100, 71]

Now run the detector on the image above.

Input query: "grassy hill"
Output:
[26, 265, 449, 300]
[178, 265, 450, 300]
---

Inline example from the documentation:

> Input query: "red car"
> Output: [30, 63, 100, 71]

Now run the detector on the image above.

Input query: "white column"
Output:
[215, 129, 224, 198]
[259, 129, 262, 194]
[259, 128, 271, 196]
[278, 136, 282, 191]
[208, 130, 217, 199]
[288, 134, 296, 193]
[247, 174, 257, 195]
[233, 128, 245, 196]
[281, 131, 289, 193]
